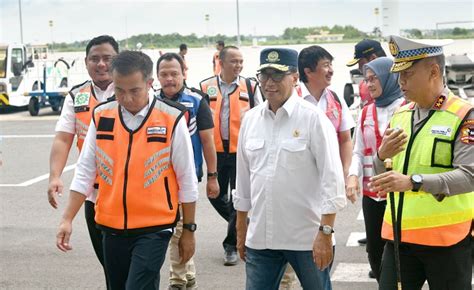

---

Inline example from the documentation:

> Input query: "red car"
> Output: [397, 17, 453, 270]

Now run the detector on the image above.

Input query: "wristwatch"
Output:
[410, 174, 423, 192]
[319, 225, 334, 235]
[183, 223, 197, 232]
[207, 172, 218, 178]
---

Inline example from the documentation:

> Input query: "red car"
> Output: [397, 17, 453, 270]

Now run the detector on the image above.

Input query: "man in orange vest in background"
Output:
[200, 45, 263, 266]
[347, 39, 387, 107]
[48, 35, 119, 288]
[56, 51, 198, 289]
[213, 40, 225, 76]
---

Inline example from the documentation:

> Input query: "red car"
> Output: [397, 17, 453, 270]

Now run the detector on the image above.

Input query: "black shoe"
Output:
[358, 237, 367, 245]
[224, 250, 238, 266]
[368, 270, 376, 279]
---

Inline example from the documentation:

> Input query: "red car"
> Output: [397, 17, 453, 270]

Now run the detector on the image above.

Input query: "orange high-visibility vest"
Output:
[93, 98, 185, 233]
[71, 81, 99, 151]
[200, 76, 256, 153]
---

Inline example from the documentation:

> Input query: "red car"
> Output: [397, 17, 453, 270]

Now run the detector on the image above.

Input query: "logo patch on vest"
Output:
[460, 119, 474, 144]
[74, 92, 91, 107]
[207, 86, 218, 97]
[430, 125, 452, 137]
[147, 126, 167, 135]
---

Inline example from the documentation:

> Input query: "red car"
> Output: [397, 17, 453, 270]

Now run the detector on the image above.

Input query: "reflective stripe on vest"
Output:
[360, 103, 383, 198]
[200, 76, 255, 153]
[93, 98, 182, 233]
[382, 92, 474, 246]
[72, 81, 98, 151]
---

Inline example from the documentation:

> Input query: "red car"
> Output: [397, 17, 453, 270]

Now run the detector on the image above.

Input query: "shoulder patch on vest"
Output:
[460, 119, 474, 145]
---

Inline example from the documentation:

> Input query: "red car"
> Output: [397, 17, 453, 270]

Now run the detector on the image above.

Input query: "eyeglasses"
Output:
[257, 71, 291, 83]
[364, 75, 379, 84]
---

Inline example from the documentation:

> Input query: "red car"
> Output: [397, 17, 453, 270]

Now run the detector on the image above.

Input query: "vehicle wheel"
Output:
[51, 98, 64, 112]
[28, 97, 40, 116]
[344, 83, 354, 107]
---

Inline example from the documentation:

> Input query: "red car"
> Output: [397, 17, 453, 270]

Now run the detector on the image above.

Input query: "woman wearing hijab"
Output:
[346, 57, 405, 281]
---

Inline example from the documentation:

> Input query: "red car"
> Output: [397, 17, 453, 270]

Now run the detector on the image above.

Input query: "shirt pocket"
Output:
[278, 139, 309, 170]
[245, 139, 266, 173]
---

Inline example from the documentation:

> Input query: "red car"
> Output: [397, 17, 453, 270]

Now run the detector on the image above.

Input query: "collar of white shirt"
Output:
[218, 75, 240, 87]
[263, 90, 299, 118]
[300, 82, 329, 105]
[92, 81, 115, 102]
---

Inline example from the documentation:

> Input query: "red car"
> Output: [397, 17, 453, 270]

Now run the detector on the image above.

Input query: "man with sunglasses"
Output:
[199, 46, 263, 266]
[234, 48, 346, 289]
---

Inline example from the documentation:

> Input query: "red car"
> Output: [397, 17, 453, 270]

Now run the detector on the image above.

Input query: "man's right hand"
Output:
[345, 175, 360, 204]
[48, 177, 63, 209]
[377, 128, 408, 161]
[236, 220, 247, 261]
[56, 219, 73, 252]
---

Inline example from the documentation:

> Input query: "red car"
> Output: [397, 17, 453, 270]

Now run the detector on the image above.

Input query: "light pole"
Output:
[18, 0, 24, 43]
[236, 0, 241, 46]
[49, 20, 54, 52]
[205, 14, 210, 47]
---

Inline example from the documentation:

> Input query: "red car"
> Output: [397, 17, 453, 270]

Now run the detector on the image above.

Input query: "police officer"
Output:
[200, 45, 263, 266]
[56, 51, 198, 289]
[48, 35, 119, 288]
[369, 35, 473, 290]
[156, 52, 219, 290]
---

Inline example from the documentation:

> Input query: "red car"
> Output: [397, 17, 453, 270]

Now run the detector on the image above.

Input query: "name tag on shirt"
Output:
[147, 126, 167, 135]
[431, 125, 452, 137]
[180, 102, 194, 108]
[240, 92, 249, 98]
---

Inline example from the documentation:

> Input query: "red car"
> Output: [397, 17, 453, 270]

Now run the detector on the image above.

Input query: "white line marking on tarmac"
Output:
[357, 209, 364, 220]
[332, 263, 373, 282]
[0, 135, 55, 138]
[346, 232, 366, 247]
[0, 164, 76, 187]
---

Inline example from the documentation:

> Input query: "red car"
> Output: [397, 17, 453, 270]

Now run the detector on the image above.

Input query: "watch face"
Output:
[323, 225, 332, 234]
[412, 175, 422, 183]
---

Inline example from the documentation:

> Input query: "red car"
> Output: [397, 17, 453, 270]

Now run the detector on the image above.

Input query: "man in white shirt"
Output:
[56, 51, 198, 289]
[47, 35, 118, 288]
[234, 48, 346, 289]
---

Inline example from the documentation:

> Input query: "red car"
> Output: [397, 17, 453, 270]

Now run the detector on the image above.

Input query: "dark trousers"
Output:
[362, 196, 386, 281]
[379, 235, 472, 290]
[84, 200, 109, 289]
[208, 146, 237, 252]
[103, 230, 172, 290]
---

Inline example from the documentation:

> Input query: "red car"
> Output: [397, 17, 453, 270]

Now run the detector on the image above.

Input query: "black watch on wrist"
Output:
[207, 172, 218, 178]
[410, 174, 423, 192]
[183, 223, 197, 232]
[319, 225, 334, 235]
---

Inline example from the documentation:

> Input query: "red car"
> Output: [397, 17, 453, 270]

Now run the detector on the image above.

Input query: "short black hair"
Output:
[156, 52, 185, 74]
[86, 35, 119, 56]
[179, 43, 187, 51]
[219, 45, 239, 61]
[298, 45, 333, 83]
[111, 50, 153, 80]
[216, 40, 225, 47]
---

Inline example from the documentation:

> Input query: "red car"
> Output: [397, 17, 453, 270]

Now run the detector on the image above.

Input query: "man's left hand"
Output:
[178, 229, 195, 264]
[206, 178, 220, 199]
[368, 171, 412, 197]
[313, 233, 333, 270]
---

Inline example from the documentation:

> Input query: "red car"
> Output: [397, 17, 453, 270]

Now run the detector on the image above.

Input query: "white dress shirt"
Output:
[300, 83, 355, 132]
[55, 81, 115, 134]
[233, 92, 346, 251]
[70, 92, 198, 204]
[217, 75, 263, 140]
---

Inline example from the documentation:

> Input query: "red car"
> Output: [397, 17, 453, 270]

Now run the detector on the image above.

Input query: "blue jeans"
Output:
[103, 230, 172, 290]
[245, 247, 332, 290]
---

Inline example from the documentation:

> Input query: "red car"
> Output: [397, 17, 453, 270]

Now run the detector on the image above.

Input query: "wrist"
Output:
[207, 171, 218, 180]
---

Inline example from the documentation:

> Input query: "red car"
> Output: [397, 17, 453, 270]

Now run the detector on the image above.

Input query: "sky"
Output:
[1, 0, 473, 44]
